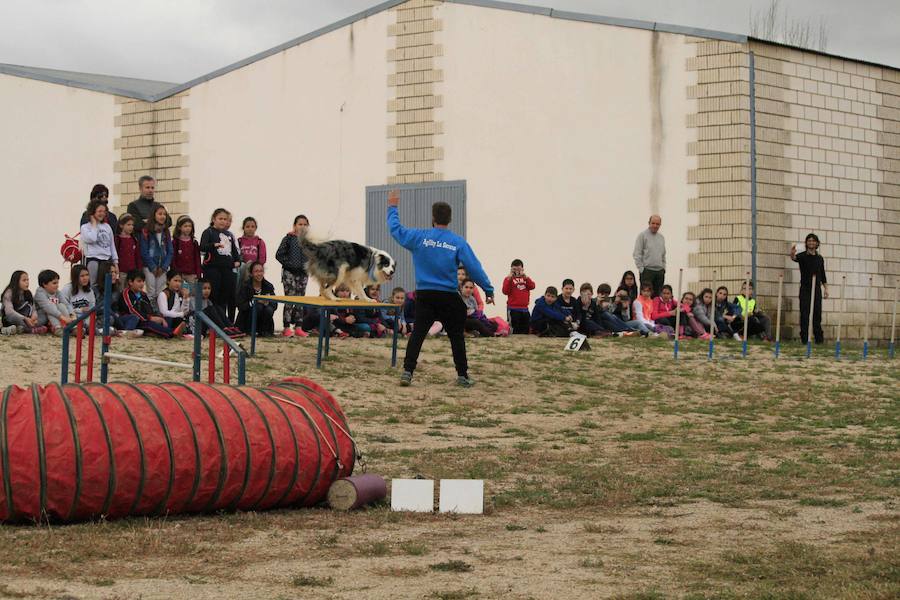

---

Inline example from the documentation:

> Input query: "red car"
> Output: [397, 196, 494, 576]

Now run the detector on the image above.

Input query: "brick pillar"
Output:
[387, 0, 444, 185]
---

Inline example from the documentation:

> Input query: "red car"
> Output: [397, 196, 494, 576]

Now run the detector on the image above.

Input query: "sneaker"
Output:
[336, 330, 350, 338]
[16, 325, 25, 334]
[293, 327, 309, 338]
[183, 334, 194, 340]
[124, 329, 144, 339]
[399, 371, 413, 386]
[172, 322, 186, 336]
[0, 325, 17, 335]
[732, 333, 742, 341]
[650, 331, 661, 337]
[622, 331, 638, 337]
[456, 376, 476, 388]
[28, 326, 49, 335]
[282, 328, 295, 338]
[700, 333, 712, 340]
[52, 328, 64, 337]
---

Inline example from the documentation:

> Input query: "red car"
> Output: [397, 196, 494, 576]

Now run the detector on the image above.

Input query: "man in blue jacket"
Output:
[388, 190, 494, 387]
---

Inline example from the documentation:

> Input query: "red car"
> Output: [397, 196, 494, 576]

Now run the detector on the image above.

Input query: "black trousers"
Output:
[404, 290, 468, 377]
[799, 286, 824, 343]
[205, 266, 237, 321]
[640, 268, 666, 297]
[509, 310, 530, 334]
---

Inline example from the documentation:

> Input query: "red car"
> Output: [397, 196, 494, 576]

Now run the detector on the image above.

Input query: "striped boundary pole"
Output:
[835, 275, 845, 360]
[742, 272, 751, 358]
[673, 269, 683, 360]
[774, 273, 783, 358]
[889, 280, 898, 359]
[806, 274, 816, 359]
[708, 270, 717, 360]
[863, 276, 872, 360]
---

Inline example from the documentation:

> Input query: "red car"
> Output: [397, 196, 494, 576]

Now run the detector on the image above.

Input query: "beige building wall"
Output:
[0, 74, 116, 285]
[181, 9, 393, 296]
[438, 1, 699, 312]
[688, 38, 900, 340]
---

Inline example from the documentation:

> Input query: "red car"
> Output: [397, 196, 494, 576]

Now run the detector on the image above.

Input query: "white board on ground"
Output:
[439, 479, 484, 514]
[390, 479, 434, 512]
[565, 333, 587, 352]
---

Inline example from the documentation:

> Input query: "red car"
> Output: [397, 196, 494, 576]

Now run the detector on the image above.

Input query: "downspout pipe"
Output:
[749, 50, 758, 287]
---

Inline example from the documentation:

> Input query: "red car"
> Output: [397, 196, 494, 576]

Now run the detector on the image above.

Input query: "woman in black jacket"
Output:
[236, 261, 276, 336]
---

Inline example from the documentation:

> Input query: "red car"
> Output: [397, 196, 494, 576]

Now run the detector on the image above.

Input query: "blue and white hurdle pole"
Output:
[708, 270, 717, 360]
[806, 274, 816, 359]
[741, 272, 751, 358]
[835, 275, 845, 360]
[774, 273, 783, 359]
[889, 280, 897, 359]
[863, 276, 872, 360]
[673, 268, 683, 360]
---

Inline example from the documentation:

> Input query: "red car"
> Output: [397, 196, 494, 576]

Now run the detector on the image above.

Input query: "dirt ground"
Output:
[0, 333, 897, 600]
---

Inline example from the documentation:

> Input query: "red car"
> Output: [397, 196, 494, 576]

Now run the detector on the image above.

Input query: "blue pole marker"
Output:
[673, 338, 680, 360]
[742, 339, 748, 358]
[835, 340, 841, 360]
[774, 340, 780, 359]
[100, 272, 112, 384]
[708, 337, 714, 360]
[806, 340, 812, 359]
[889, 342, 895, 359]
[862, 340, 869, 360]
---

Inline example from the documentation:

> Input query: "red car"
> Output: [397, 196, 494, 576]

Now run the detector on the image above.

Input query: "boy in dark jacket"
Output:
[531, 286, 572, 337]
[116, 271, 173, 337]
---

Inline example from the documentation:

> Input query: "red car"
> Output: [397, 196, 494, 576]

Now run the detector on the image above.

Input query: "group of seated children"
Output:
[502, 260, 773, 341]
[0, 263, 270, 340]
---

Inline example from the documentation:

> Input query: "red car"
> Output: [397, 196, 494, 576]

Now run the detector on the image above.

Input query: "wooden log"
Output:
[328, 474, 388, 510]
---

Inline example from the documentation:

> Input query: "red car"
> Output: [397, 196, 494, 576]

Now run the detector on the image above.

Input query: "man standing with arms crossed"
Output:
[633, 214, 666, 297]
[388, 190, 494, 387]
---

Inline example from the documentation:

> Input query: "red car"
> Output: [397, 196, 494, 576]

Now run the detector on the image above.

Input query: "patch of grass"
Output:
[797, 497, 848, 507]
[505, 523, 527, 531]
[429, 560, 474, 573]
[291, 574, 334, 587]
[401, 542, 429, 556]
[579, 557, 604, 569]
[618, 430, 662, 442]
[430, 589, 478, 600]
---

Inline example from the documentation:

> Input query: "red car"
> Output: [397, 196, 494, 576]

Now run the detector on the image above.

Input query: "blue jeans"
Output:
[598, 311, 629, 333]
[624, 319, 651, 335]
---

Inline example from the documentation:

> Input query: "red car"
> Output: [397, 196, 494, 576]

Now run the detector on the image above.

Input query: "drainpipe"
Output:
[749, 50, 758, 287]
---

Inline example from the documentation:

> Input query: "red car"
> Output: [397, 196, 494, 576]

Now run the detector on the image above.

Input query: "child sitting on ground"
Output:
[381, 287, 411, 336]
[632, 283, 670, 338]
[60, 265, 96, 319]
[733, 281, 772, 341]
[192, 279, 242, 338]
[613, 287, 651, 336]
[596, 284, 636, 336]
[714, 286, 742, 340]
[557, 279, 577, 322]
[236, 261, 276, 336]
[158, 271, 192, 337]
[651, 284, 678, 329]
[332, 286, 371, 338]
[461, 279, 498, 337]
[531, 286, 572, 337]
[679, 291, 711, 339]
[35, 269, 76, 336]
[1, 271, 47, 335]
[359, 285, 387, 338]
[572, 283, 606, 337]
[502, 259, 535, 334]
[116, 271, 174, 338]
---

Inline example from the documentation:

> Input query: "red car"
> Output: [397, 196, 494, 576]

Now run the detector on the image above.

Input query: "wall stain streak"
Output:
[649, 31, 664, 215]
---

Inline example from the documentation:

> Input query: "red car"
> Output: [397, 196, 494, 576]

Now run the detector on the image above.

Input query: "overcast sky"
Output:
[0, 0, 896, 83]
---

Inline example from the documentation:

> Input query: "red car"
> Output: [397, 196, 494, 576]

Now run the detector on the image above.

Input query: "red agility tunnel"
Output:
[0, 377, 355, 523]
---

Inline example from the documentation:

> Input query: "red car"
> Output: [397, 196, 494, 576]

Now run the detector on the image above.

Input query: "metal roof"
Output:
[0, 63, 177, 99]
[0, 0, 894, 103]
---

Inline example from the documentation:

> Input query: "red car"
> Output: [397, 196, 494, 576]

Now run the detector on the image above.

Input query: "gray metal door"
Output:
[366, 180, 467, 295]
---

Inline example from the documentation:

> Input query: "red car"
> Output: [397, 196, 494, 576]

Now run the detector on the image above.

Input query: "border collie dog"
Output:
[300, 237, 396, 301]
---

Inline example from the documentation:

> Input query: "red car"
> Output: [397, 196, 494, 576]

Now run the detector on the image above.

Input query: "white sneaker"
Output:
[732, 333, 741, 341]
[124, 329, 144, 338]
[0, 325, 17, 335]
[651, 331, 661, 337]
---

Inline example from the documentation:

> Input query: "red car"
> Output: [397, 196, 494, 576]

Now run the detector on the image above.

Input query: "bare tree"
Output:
[750, 0, 828, 51]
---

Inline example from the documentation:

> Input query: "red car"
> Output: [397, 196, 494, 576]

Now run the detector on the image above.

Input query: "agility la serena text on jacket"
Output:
[387, 206, 493, 295]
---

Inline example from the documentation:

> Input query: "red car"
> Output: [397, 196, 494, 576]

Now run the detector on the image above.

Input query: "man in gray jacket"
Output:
[633, 215, 666, 297]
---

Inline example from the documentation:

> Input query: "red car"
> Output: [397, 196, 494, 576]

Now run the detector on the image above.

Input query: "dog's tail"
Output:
[298, 232, 320, 257]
